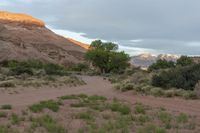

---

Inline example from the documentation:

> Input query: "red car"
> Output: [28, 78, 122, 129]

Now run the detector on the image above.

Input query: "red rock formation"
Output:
[0, 11, 86, 66]
[0, 11, 45, 27]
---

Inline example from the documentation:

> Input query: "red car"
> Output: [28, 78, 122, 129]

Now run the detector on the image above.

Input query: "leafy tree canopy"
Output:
[85, 40, 130, 73]
[176, 56, 194, 66]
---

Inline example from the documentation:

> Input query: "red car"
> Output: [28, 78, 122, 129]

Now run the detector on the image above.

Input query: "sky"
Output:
[0, 0, 200, 56]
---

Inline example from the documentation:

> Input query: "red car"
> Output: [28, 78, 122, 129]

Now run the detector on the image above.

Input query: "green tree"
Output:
[148, 59, 175, 71]
[176, 56, 194, 66]
[85, 40, 130, 73]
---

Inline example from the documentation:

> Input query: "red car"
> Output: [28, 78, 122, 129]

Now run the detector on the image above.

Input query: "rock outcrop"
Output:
[0, 11, 86, 66]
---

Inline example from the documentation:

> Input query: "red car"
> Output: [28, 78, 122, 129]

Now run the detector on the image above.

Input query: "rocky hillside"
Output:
[0, 11, 86, 66]
[131, 53, 179, 68]
[67, 38, 90, 50]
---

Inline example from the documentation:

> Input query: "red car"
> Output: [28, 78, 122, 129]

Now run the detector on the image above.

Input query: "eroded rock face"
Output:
[0, 11, 86, 66]
[0, 11, 45, 27]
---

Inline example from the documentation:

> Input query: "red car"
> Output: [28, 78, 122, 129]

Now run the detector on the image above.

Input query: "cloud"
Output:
[0, 1, 11, 6]
[1, 0, 200, 56]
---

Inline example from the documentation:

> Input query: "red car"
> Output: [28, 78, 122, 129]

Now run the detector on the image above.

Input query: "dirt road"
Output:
[0, 76, 200, 116]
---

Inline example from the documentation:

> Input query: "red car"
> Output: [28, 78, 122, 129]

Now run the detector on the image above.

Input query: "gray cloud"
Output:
[1, 0, 200, 55]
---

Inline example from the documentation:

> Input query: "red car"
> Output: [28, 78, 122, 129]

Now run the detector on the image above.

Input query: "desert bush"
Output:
[134, 103, 146, 114]
[0, 81, 15, 88]
[137, 124, 166, 133]
[0, 112, 7, 118]
[11, 113, 21, 125]
[177, 113, 188, 123]
[76, 111, 94, 121]
[1, 104, 12, 110]
[31, 115, 66, 133]
[176, 56, 194, 66]
[150, 87, 164, 97]
[152, 64, 200, 90]
[148, 59, 175, 72]
[120, 84, 134, 92]
[44, 63, 67, 76]
[29, 100, 60, 113]
[109, 101, 131, 115]
[0, 125, 18, 133]
[68, 63, 89, 72]
[0, 60, 69, 76]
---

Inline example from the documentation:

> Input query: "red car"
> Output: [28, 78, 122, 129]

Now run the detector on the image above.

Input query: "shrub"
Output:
[76, 112, 94, 121]
[152, 64, 200, 90]
[11, 113, 21, 125]
[120, 84, 134, 92]
[109, 101, 131, 115]
[177, 56, 194, 66]
[148, 59, 175, 71]
[31, 115, 66, 133]
[137, 124, 166, 133]
[134, 103, 145, 114]
[68, 63, 89, 72]
[0, 112, 7, 118]
[177, 113, 188, 123]
[29, 100, 60, 113]
[0, 81, 15, 88]
[150, 87, 164, 97]
[44, 63, 67, 76]
[1, 104, 12, 110]
[0, 125, 18, 133]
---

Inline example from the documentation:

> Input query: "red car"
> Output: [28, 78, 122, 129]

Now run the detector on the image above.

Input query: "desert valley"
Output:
[0, 10, 200, 133]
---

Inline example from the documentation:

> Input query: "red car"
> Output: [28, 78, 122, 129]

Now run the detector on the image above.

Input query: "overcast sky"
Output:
[1, 0, 200, 56]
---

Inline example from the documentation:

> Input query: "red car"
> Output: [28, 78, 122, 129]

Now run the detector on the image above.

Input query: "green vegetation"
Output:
[29, 100, 60, 113]
[137, 124, 166, 133]
[0, 125, 18, 133]
[109, 101, 131, 115]
[148, 59, 175, 71]
[0, 94, 197, 133]
[0, 112, 7, 118]
[177, 56, 194, 66]
[152, 64, 200, 90]
[85, 40, 130, 73]
[0, 60, 68, 76]
[177, 113, 188, 123]
[76, 111, 94, 121]
[10, 113, 21, 125]
[134, 103, 146, 114]
[1, 104, 12, 110]
[30, 115, 66, 133]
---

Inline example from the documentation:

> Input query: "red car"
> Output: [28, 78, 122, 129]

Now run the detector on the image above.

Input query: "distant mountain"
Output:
[0, 11, 86, 66]
[131, 53, 180, 68]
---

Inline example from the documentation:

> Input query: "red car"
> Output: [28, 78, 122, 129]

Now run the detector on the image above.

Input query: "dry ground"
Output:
[0, 76, 200, 132]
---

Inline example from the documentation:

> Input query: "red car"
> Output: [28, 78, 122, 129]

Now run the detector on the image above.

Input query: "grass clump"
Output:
[31, 115, 66, 133]
[0, 112, 7, 118]
[76, 112, 94, 121]
[137, 124, 166, 133]
[60, 95, 78, 100]
[134, 103, 145, 114]
[0, 81, 15, 88]
[87, 95, 107, 101]
[0, 125, 18, 133]
[29, 100, 60, 113]
[158, 111, 172, 129]
[109, 101, 131, 115]
[177, 113, 188, 123]
[1, 104, 12, 110]
[10, 113, 21, 125]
